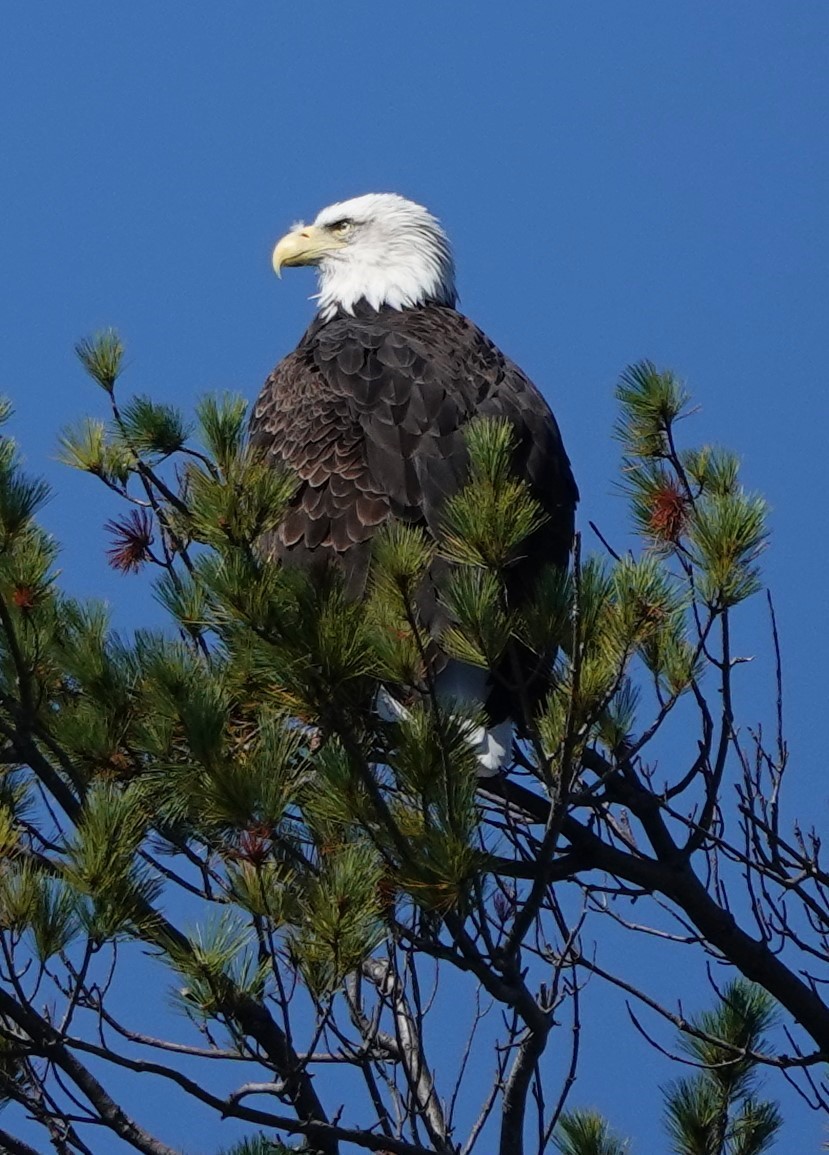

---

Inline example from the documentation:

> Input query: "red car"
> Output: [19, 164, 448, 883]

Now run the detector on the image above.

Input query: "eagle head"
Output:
[272, 193, 457, 320]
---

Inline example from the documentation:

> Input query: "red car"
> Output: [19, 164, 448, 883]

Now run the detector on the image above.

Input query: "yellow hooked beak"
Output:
[272, 225, 344, 277]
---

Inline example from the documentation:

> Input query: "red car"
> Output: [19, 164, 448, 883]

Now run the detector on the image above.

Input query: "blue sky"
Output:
[2, 2, 828, 1150]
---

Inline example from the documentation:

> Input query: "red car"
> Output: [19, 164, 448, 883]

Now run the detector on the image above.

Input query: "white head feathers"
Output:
[302, 194, 457, 320]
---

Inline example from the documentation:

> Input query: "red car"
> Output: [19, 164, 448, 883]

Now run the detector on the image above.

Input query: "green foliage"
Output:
[536, 553, 692, 758]
[153, 568, 209, 635]
[574, 556, 615, 657]
[74, 329, 124, 394]
[365, 520, 437, 686]
[687, 491, 768, 609]
[515, 563, 573, 656]
[442, 567, 512, 667]
[615, 360, 690, 458]
[610, 555, 684, 648]
[289, 840, 384, 995]
[663, 980, 781, 1155]
[683, 446, 742, 498]
[554, 1108, 629, 1155]
[594, 677, 639, 751]
[121, 634, 279, 829]
[364, 595, 427, 686]
[727, 1102, 783, 1155]
[560, 983, 782, 1155]
[616, 360, 768, 615]
[664, 1081, 781, 1155]
[185, 451, 296, 551]
[118, 394, 190, 457]
[0, 354, 777, 951]
[225, 572, 378, 722]
[388, 705, 485, 911]
[168, 912, 267, 1017]
[0, 860, 80, 961]
[624, 461, 689, 550]
[0, 341, 786, 1151]
[58, 417, 106, 472]
[0, 802, 21, 861]
[58, 416, 134, 483]
[664, 1079, 724, 1155]
[393, 702, 480, 824]
[227, 857, 297, 924]
[216, 1138, 296, 1155]
[0, 519, 59, 637]
[302, 740, 378, 832]
[197, 392, 250, 474]
[0, 413, 53, 621]
[0, 461, 50, 549]
[63, 782, 161, 940]
[209, 718, 305, 830]
[610, 556, 698, 694]
[441, 417, 547, 568]
[371, 520, 436, 599]
[46, 603, 141, 779]
[194, 551, 296, 638]
[675, 980, 778, 1098]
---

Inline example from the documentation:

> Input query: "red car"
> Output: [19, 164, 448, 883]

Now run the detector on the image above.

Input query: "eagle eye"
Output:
[328, 219, 353, 237]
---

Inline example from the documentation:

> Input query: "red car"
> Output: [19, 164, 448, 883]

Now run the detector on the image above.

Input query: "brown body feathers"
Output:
[250, 300, 578, 722]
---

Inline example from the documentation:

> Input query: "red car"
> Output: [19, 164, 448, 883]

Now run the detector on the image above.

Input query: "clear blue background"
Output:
[1, 2, 827, 1150]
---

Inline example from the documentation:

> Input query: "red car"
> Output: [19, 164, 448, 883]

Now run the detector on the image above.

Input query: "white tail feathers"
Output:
[463, 718, 514, 775]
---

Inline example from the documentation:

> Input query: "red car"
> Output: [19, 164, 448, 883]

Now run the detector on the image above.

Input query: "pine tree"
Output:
[553, 1110, 629, 1155]
[0, 336, 820, 1153]
[553, 981, 781, 1155]
[663, 980, 781, 1155]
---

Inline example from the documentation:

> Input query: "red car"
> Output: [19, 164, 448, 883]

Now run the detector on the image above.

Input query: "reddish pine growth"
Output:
[647, 479, 688, 543]
[12, 586, 36, 612]
[105, 509, 155, 573]
[232, 826, 272, 867]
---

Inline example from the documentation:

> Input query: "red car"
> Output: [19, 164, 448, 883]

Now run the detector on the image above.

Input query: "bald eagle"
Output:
[250, 194, 577, 804]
